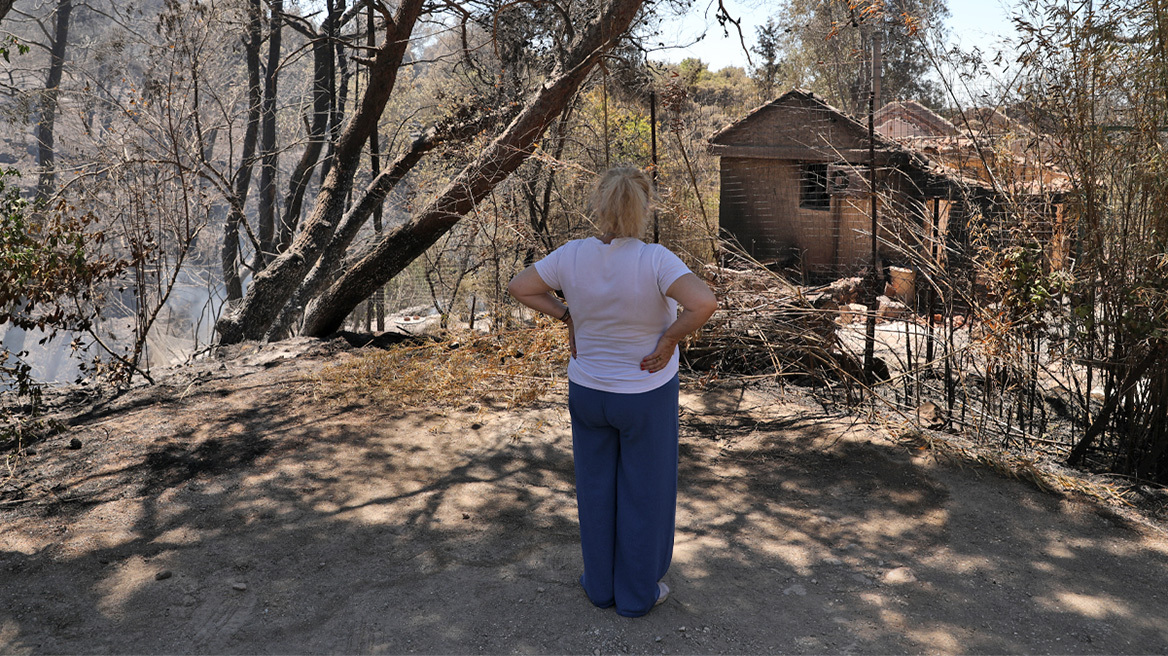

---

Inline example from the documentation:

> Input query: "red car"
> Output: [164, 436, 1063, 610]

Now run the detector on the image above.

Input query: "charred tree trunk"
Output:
[319, 0, 345, 184]
[216, 0, 426, 344]
[1068, 345, 1163, 467]
[256, 0, 283, 268]
[0, 0, 15, 26]
[367, 1, 384, 331]
[265, 134, 431, 340]
[278, 22, 333, 252]
[298, 0, 645, 337]
[34, 0, 73, 204]
[265, 104, 515, 340]
[221, 0, 264, 302]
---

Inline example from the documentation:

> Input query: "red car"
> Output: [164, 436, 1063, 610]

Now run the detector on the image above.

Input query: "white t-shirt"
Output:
[534, 237, 692, 394]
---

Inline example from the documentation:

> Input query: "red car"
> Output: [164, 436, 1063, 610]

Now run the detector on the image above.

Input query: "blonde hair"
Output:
[588, 166, 654, 239]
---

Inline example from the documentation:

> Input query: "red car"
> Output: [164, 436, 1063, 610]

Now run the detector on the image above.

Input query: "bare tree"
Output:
[278, 10, 336, 252]
[767, 0, 949, 113]
[216, 0, 647, 343]
[34, 0, 74, 203]
[219, 0, 264, 301]
[256, 0, 283, 267]
[214, 0, 429, 344]
[296, 0, 646, 338]
[265, 101, 517, 340]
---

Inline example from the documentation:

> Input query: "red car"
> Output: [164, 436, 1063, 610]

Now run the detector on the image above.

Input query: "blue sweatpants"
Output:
[568, 375, 679, 618]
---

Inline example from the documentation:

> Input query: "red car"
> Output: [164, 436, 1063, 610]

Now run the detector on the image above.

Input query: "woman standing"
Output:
[508, 166, 717, 617]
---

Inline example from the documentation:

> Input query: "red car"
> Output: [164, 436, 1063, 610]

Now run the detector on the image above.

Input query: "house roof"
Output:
[709, 88, 1072, 196]
[709, 89, 957, 194]
[709, 89, 860, 144]
[874, 100, 958, 138]
[708, 89, 897, 161]
[893, 106, 1072, 194]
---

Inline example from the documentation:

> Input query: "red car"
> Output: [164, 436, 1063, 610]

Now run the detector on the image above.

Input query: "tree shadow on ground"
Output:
[2, 367, 1168, 654]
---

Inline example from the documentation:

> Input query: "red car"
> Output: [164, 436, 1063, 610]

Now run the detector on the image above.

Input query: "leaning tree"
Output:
[214, 0, 649, 344]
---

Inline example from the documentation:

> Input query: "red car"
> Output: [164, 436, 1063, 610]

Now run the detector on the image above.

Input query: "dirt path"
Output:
[2, 338, 1167, 654]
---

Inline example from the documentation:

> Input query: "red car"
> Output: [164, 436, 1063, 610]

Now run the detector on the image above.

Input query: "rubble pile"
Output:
[685, 265, 859, 380]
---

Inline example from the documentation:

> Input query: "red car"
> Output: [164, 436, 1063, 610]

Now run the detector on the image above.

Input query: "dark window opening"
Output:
[800, 163, 831, 210]
[830, 168, 850, 195]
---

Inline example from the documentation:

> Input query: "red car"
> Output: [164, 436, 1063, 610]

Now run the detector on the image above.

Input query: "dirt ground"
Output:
[2, 336, 1168, 655]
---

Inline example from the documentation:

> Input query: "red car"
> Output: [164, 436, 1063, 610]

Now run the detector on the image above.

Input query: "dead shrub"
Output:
[314, 322, 570, 409]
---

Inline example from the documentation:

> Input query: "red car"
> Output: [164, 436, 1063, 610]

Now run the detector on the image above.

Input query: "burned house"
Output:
[709, 89, 1072, 282]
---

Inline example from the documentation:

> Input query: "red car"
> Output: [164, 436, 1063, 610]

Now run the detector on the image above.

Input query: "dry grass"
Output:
[314, 322, 570, 409]
[895, 426, 1133, 508]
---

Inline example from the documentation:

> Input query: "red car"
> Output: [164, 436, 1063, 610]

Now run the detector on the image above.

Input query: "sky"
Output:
[652, 0, 1020, 72]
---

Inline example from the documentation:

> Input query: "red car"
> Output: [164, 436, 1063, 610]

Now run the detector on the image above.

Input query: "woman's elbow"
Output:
[695, 294, 718, 321]
[682, 290, 717, 323]
[508, 267, 546, 300]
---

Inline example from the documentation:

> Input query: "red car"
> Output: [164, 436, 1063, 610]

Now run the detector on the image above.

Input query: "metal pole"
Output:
[650, 89, 659, 243]
[863, 88, 879, 379]
[602, 65, 610, 170]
